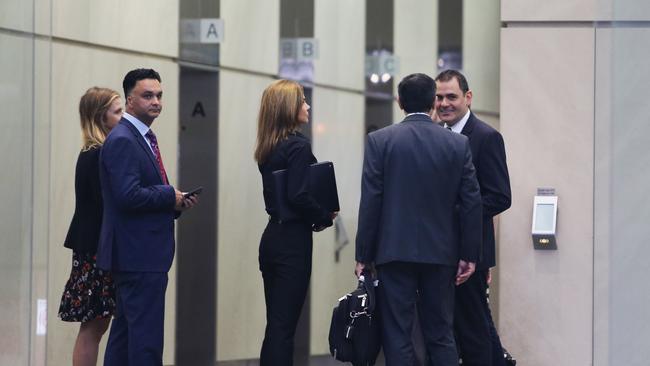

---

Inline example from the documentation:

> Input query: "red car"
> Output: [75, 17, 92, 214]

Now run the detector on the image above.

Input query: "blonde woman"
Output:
[58, 87, 122, 366]
[254, 80, 336, 365]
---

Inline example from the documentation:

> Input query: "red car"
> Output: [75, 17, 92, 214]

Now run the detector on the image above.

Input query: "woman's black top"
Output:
[64, 147, 103, 253]
[259, 132, 332, 228]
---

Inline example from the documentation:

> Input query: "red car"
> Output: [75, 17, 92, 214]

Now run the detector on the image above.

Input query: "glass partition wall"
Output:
[0, 0, 49, 365]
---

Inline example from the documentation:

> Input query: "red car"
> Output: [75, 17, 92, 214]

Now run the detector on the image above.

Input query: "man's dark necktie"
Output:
[145, 130, 169, 184]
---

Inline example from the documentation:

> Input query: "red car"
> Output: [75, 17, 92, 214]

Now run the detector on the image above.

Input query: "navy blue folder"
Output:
[272, 161, 340, 221]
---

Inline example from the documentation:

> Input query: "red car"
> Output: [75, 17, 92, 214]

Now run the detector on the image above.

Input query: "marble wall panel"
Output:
[309, 87, 365, 355]
[595, 26, 650, 366]
[611, 0, 650, 20]
[502, 0, 599, 22]
[463, 1, 500, 115]
[220, 0, 279, 75]
[216, 70, 274, 361]
[52, 0, 178, 56]
[393, 0, 438, 121]
[0, 31, 34, 366]
[499, 27, 594, 366]
[313, 0, 365, 91]
[0, 0, 33, 33]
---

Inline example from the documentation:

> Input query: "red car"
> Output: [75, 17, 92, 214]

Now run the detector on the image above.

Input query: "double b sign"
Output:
[280, 38, 319, 61]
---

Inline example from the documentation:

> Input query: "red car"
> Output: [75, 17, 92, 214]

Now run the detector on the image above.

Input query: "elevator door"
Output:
[176, 67, 219, 366]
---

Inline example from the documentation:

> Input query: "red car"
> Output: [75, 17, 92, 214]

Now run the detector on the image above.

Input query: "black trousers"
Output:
[258, 220, 312, 366]
[378, 262, 457, 366]
[454, 269, 505, 366]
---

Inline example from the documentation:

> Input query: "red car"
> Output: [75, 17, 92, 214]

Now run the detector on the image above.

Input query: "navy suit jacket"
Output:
[461, 113, 511, 269]
[355, 113, 482, 267]
[97, 118, 177, 272]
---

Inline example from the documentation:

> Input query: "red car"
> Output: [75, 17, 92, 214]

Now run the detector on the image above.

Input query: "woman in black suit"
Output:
[58, 87, 123, 366]
[254, 80, 336, 365]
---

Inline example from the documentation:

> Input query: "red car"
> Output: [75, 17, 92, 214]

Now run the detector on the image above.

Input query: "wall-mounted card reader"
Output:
[532, 188, 558, 250]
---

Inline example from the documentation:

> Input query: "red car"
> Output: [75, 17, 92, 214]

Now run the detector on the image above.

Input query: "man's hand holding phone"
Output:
[174, 186, 202, 210]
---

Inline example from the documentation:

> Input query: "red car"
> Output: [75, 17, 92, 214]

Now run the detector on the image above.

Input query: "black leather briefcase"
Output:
[328, 274, 381, 366]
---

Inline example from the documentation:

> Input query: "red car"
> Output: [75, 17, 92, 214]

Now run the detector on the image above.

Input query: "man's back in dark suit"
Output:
[436, 70, 511, 366]
[355, 73, 482, 366]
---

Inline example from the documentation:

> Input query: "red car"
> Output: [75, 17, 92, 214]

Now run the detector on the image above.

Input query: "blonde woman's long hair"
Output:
[254, 80, 304, 163]
[79, 87, 120, 151]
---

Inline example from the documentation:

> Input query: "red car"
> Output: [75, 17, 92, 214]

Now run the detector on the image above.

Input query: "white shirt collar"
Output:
[405, 112, 431, 118]
[444, 109, 471, 134]
[122, 112, 154, 152]
[122, 112, 150, 137]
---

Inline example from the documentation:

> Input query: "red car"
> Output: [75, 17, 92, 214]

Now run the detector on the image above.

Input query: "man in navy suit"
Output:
[435, 69, 511, 366]
[97, 68, 197, 366]
[355, 73, 482, 365]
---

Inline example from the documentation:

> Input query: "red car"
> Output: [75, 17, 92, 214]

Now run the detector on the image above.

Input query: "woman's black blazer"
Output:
[63, 147, 103, 253]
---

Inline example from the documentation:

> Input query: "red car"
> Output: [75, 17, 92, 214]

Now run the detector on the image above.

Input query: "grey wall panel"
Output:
[595, 26, 650, 366]
[0, 31, 35, 366]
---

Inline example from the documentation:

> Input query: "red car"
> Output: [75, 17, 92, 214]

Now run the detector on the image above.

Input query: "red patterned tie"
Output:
[145, 130, 169, 184]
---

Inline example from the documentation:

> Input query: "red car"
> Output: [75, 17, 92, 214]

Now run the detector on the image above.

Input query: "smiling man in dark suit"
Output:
[435, 69, 512, 366]
[355, 73, 482, 365]
[97, 68, 197, 366]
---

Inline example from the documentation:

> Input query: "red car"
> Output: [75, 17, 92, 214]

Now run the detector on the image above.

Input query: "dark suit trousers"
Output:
[258, 220, 312, 366]
[104, 271, 168, 366]
[454, 269, 505, 366]
[378, 262, 457, 366]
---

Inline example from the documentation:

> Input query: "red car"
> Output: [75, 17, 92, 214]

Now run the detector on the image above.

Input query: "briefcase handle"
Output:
[358, 270, 378, 314]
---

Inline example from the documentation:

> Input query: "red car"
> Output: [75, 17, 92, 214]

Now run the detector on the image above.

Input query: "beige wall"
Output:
[502, 0, 602, 21]
[51, 0, 178, 57]
[220, 0, 279, 75]
[463, 1, 500, 115]
[216, 70, 272, 361]
[215, 1, 280, 361]
[0, 0, 33, 32]
[500, 26, 595, 366]
[309, 87, 365, 354]
[310, 0, 365, 355]
[393, 0, 437, 122]
[0, 31, 36, 366]
[313, 0, 365, 90]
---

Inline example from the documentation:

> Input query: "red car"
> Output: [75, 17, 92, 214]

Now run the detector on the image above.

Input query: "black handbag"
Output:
[328, 273, 381, 366]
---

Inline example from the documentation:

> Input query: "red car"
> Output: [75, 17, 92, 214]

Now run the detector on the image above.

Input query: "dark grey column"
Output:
[365, 0, 394, 134]
[176, 68, 219, 366]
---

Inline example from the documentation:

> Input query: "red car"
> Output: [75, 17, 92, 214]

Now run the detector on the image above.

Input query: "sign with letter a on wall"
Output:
[180, 18, 224, 44]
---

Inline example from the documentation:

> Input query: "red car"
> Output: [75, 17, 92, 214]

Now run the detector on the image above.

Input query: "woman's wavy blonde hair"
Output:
[254, 80, 304, 163]
[79, 87, 120, 150]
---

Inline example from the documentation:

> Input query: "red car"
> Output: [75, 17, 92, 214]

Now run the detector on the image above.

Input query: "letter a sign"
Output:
[200, 19, 224, 44]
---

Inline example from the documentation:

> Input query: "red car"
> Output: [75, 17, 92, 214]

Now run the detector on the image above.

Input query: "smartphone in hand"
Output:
[183, 186, 203, 199]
